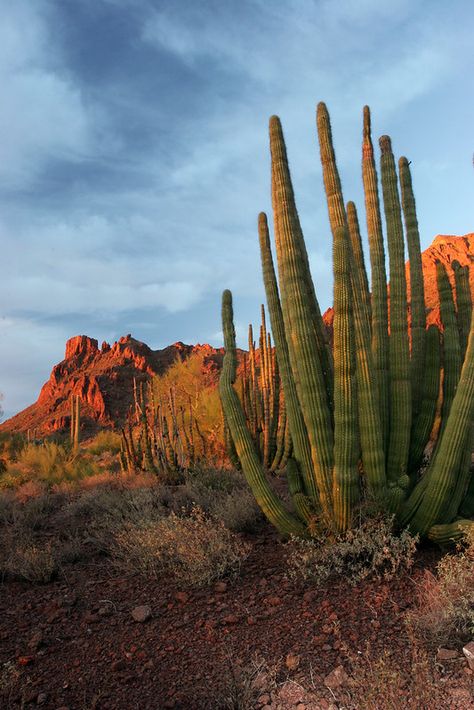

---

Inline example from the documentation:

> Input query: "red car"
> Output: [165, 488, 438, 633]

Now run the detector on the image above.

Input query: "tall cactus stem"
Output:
[219, 290, 305, 535]
[362, 106, 390, 452]
[399, 156, 426, 422]
[270, 116, 334, 518]
[380, 135, 411, 507]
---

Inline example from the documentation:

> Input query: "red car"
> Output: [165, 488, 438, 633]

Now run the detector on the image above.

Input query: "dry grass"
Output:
[346, 642, 449, 710]
[111, 505, 250, 587]
[406, 526, 474, 646]
[2, 539, 58, 583]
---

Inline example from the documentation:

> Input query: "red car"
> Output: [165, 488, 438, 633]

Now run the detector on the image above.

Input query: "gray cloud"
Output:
[1, 0, 473, 416]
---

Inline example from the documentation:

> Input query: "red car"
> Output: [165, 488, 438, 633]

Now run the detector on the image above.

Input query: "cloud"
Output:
[1, 0, 473, 415]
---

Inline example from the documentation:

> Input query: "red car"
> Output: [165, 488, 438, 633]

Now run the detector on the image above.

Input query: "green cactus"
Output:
[362, 107, 390, 453]
[270, 115, 334, 519]
[219, 290, 305, 535]
[408, 325, 441, 477]
[402, 309, 474, 535]
[219, 103, 473, 543]
[258, 212, 315, 493]
[437, 260, 462, 430]
[317, 104, 385, 504]
[399, 157, 426, 423]
[379, 135, 411, 508]
[453, 260, 472, 360]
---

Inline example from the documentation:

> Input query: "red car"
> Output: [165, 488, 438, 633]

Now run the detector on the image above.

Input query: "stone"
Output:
[131, 605, 152, 623]
[462, 641, 474, 670]
[174, 591, 189, 604]
[265, 595, 281, 607]
[437, 647, 459, 661]
[324, 665, 349, 689]
[223, 614, 239, 625]
[215, 581, 227, 593]
[36, 693, 48, 705]
[28, 632, 44, 651]
[277, 681, 305, 704]
[257, 694, 271, 705]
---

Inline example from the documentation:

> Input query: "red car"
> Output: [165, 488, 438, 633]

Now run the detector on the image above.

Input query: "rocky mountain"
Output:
[2, 233, 472, 438]
[0, 335, 225, 437]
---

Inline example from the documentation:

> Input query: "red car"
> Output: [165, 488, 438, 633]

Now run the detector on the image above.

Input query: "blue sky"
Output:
[1, 0, 473, 419]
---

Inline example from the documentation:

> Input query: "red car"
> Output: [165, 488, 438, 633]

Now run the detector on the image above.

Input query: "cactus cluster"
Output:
[120, 380, 206, 480]
[228, 306, 291, 472]
[220, 103, 474, 542]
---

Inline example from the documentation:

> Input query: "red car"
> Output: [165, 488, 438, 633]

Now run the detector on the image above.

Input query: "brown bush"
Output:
[406, 525, 474, 646]
[287, 515, 418, 586]
[111, 505, 250, 587]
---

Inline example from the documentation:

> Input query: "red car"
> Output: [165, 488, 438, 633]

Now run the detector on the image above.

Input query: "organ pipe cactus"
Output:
[219, 102, 474, 541]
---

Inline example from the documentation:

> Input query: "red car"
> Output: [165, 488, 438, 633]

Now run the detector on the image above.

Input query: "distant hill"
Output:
[2, 233, 472, 438]
[0, 335, 226, 437]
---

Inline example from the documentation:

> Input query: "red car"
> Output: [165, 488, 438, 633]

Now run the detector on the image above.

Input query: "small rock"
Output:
[223, 614, 239, 625]
[463, 641, 474, 670]
[28, 632, 44, 651]
[37, 692, 48, 705]
[257, 694, 271, 705]
[437, 647, 459, 661]
[278, 681, 305, 704]
[324, 664, 349, 689]
[247, 616, 256, 625]
[296, 704, 307, 710]
[303, 590, 317, 603]
[174, 591, 189, 604]
[265, 595, 281, 607]
[215, 581, 227, 593]
[17, 655, 34, 666]
[285, 652, 301, 671]
[252, 672, 270, 691]
[83, 611, 100, 624]
[111, 659, 127, 672]
[131, 605, 152, 623]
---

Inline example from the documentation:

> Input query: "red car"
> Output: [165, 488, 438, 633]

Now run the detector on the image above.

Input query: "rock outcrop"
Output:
[1, 335, 225, 437]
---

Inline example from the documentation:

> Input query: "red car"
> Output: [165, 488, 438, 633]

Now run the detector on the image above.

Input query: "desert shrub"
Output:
[287, 516, 418, 586]
[3, 540, 58, 583]
[87, 430, 122, 455]
[406, 525, 474, 646]
[0, 432, 26, 463]
[347, 643, 448, 710]
[0, 442, 106, 490]
[168, 469, 262, 532]
[111, 505, 250, 586]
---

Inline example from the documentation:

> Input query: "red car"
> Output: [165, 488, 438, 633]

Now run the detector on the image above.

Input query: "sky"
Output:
[1, 0, 473, 419]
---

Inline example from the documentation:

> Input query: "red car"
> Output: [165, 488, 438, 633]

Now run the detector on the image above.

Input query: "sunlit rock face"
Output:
[1, 333, 226, 437]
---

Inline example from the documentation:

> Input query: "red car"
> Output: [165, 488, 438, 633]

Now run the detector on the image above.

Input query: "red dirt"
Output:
[1, 527, 473, 709]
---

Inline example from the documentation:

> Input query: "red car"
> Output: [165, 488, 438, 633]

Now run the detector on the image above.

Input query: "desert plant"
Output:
[406, 525, 474, 645]
[111, 505, 250, 587]
[287, 515, 417, 586]
[219, 103, 474, 542]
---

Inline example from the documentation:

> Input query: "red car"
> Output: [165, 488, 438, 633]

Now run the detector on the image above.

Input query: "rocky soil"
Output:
[1, 527, 473, 710]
